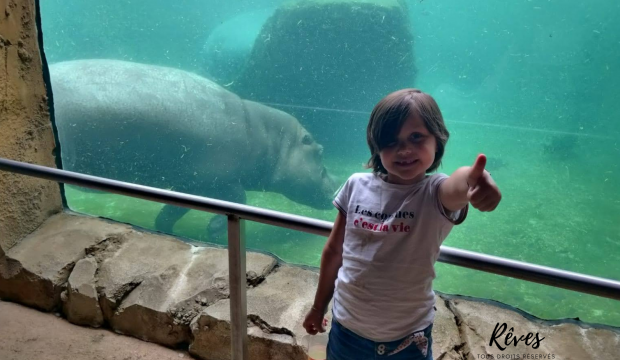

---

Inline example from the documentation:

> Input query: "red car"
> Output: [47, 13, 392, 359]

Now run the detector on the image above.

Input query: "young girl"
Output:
[303, 88, 502, 359]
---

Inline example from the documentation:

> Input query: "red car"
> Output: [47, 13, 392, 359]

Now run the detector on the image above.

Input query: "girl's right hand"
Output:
[303, 307, 327, 335]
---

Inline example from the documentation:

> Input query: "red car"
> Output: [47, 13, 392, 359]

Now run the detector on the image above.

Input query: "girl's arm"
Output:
[311, 210, 346, 315]
[439, 166, 472, 212]
[439, 154, 501, 212]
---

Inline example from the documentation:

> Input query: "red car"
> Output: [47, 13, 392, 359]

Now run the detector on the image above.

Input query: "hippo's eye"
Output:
[302, 134, 312, 145]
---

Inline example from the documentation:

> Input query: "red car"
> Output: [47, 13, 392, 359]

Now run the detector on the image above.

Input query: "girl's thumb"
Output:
[467, 154, 487, 188]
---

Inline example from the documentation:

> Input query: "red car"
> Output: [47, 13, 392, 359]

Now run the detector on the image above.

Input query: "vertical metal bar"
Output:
[228, 215, 248, 360]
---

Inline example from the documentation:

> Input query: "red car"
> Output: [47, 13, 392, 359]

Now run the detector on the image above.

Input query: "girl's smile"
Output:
[394, 159, 418, 166]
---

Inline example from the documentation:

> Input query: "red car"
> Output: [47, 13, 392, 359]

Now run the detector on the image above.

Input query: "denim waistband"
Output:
[327, 317, 434, 360]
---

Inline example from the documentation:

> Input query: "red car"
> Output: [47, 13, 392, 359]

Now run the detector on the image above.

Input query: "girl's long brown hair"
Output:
[365, 88, 449, 174]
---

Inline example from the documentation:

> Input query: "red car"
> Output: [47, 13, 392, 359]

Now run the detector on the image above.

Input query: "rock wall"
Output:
[0, 0, 63, 250]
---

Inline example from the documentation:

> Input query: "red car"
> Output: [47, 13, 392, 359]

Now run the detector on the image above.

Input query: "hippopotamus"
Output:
[49, 59, 338, 239]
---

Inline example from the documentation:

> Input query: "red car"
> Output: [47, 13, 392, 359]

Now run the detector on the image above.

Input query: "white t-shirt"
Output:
[332, 172, 468, 342]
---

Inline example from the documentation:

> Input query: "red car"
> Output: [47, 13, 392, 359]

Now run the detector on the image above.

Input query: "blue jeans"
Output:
[327, 318, 433, 360]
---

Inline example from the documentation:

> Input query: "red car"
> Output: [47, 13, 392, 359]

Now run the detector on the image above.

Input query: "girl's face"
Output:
[379, 115, 437, 185]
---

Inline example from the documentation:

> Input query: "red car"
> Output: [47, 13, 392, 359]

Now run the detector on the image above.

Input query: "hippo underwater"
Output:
[49, 59, 338, 238]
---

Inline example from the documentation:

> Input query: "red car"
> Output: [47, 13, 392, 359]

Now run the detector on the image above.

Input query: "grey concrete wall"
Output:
[0, 0, 63, 251]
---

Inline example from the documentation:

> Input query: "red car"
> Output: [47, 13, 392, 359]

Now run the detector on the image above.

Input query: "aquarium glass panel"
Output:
[40, 0, 619, 326]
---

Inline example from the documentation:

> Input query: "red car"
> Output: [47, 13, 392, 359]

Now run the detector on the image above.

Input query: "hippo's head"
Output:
[245, 101, 339, 210]
[273, 128, 339, 210]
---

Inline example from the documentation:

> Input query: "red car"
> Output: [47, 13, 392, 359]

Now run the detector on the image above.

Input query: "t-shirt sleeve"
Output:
[333, 175, 353, 215]
[429, 173, 468, 225]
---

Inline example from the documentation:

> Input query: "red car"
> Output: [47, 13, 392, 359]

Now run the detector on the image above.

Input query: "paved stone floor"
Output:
[0, 300, 197, 360]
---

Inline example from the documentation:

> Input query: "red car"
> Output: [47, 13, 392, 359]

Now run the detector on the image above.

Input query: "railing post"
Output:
[227, 214, 248, 360]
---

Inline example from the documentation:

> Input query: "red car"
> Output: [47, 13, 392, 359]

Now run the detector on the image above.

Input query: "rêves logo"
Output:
[489, 323, 545, 351]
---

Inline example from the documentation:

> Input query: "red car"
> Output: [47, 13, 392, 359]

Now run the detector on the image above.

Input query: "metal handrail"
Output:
[2, 157, 620, 360]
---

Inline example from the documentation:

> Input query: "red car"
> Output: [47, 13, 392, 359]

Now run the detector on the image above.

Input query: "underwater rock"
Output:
[49, 59, 338, 238]
[230, 0, 416, 145]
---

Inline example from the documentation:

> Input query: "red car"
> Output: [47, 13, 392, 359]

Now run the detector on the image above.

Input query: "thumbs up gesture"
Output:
[467, 154, 501, 212]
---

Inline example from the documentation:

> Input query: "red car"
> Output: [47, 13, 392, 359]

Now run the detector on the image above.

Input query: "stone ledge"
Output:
[447, 297, 620, 359]
[1, 212, 619, 360]
[190, 265, 333, 360]
[0, 213, 132, 311]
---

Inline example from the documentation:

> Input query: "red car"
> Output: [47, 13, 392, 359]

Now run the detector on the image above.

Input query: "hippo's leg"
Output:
[206, 184, 247, 242]
[207, 216, 227, 241]
[155, 205, 190, 234]
[153, 183, 246, 240]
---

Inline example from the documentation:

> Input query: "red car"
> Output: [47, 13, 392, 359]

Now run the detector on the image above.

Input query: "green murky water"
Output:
[41, 0, 619, 327]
